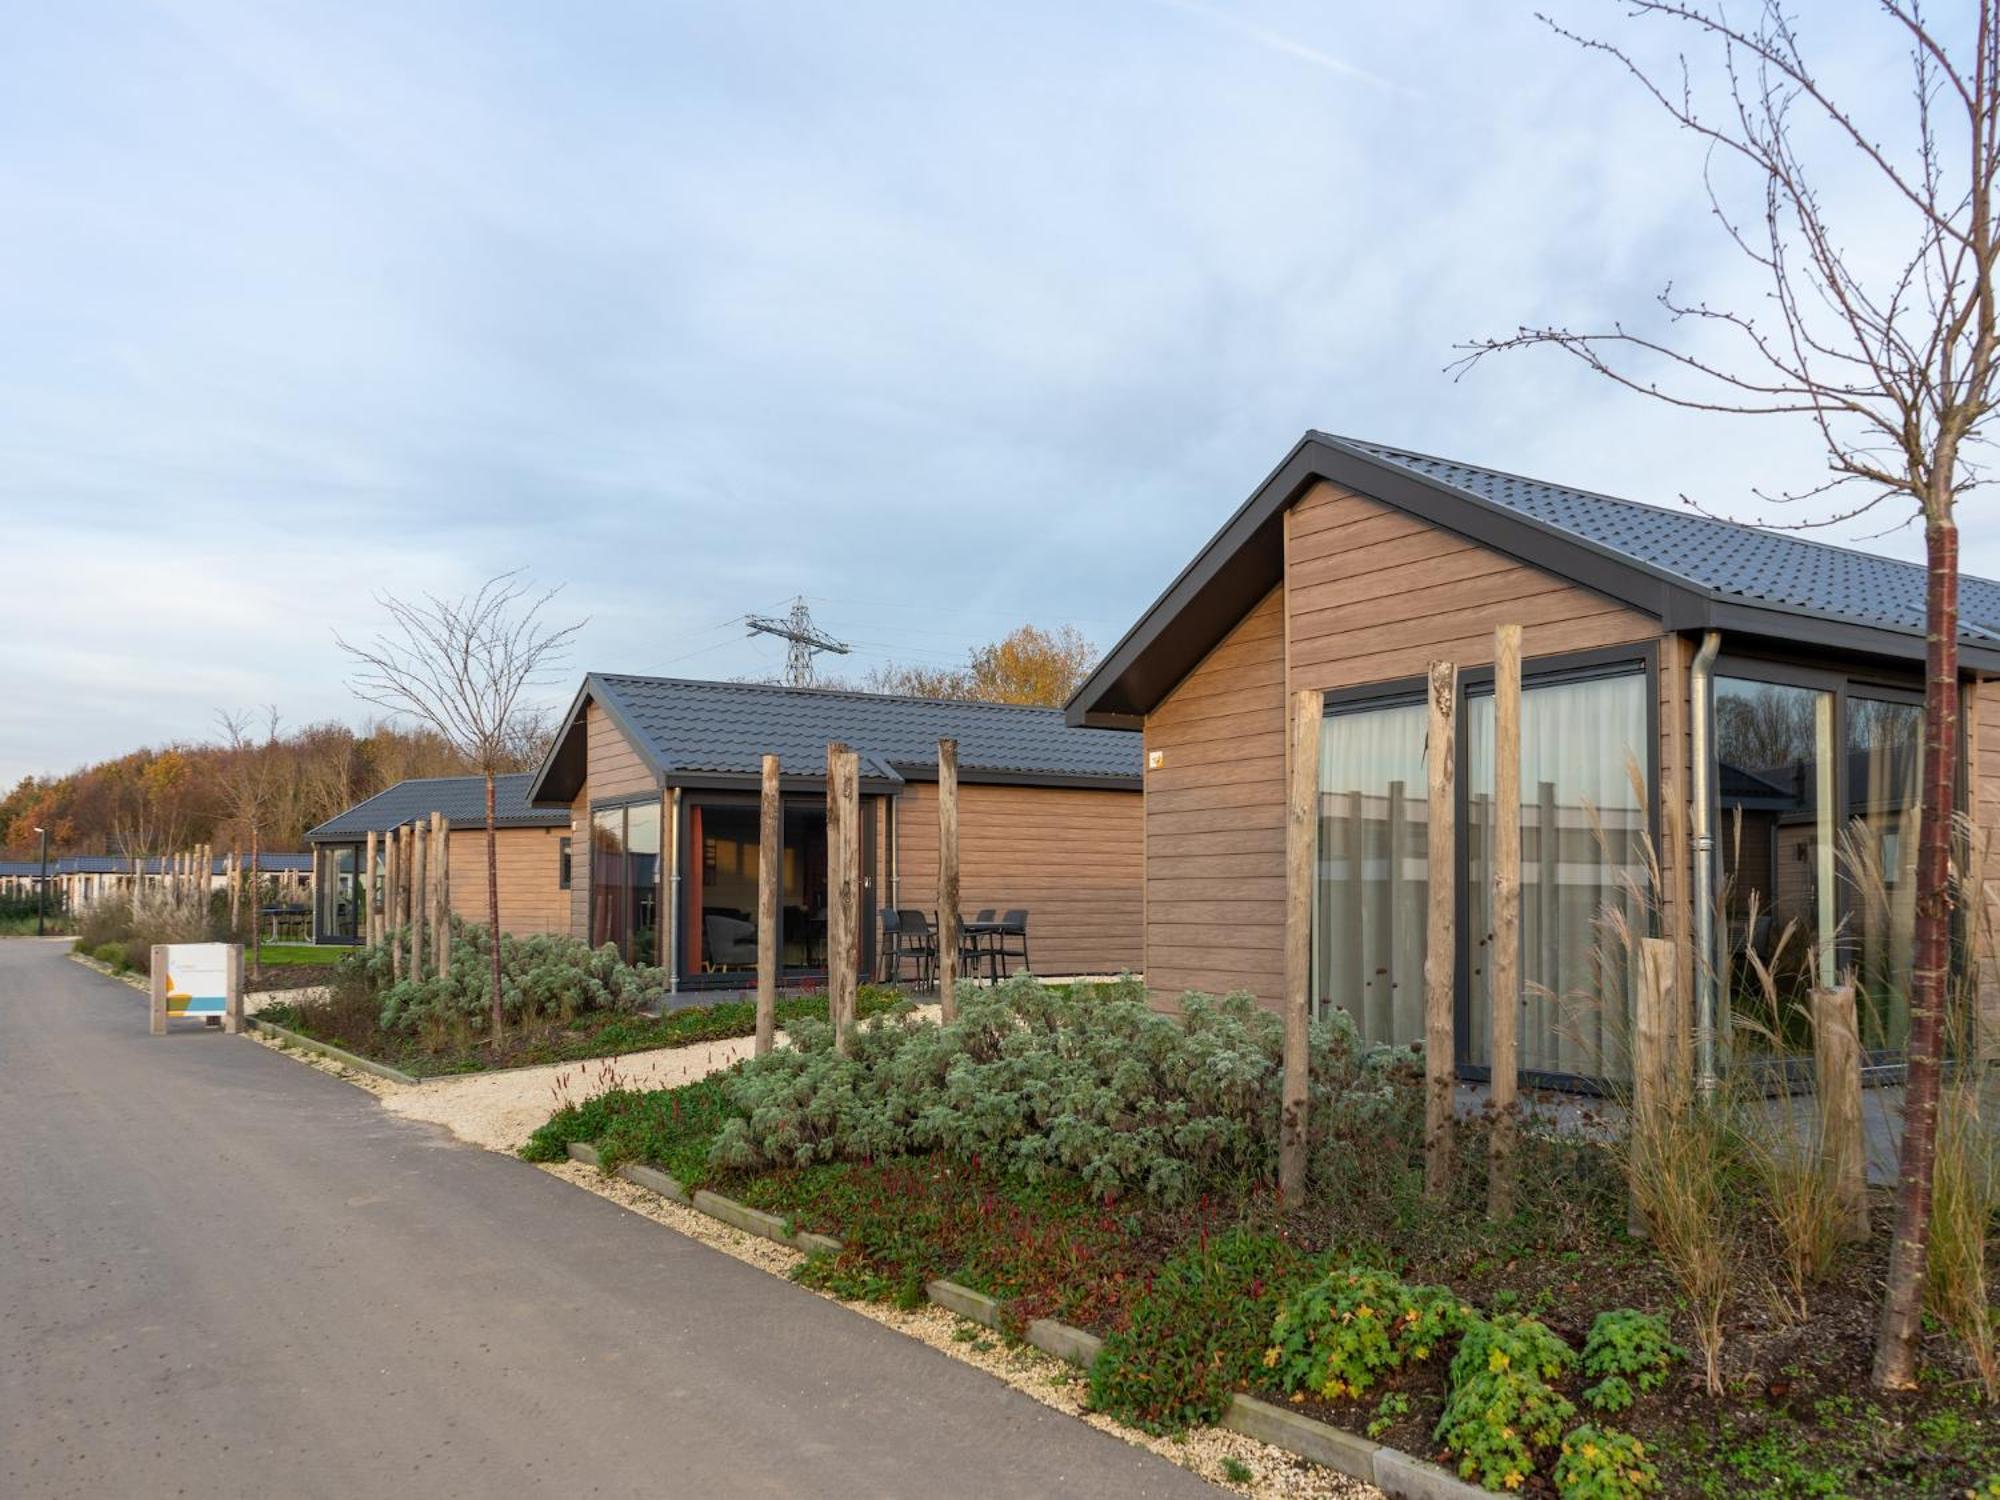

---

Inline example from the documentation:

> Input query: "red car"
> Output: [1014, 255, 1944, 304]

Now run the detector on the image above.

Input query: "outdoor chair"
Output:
[893, 907, 937, 989]
[961, 908, 999, 981]
[992, 909, 1029, 978]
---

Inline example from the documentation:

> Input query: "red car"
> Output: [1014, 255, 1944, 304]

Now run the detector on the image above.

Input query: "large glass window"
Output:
[1715, 677, 1836, 1034]
[1845, 696, 1924, 1050]
[315, 844, 360, 942]
[1314, 699, 1430, 1047]
[589, 802, 660, 965]
[1468, 671, 1650, 1080]
[683, 796, 834, 979]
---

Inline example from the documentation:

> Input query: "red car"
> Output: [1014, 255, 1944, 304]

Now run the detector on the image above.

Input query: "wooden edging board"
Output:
[560, 1141, 1488, 1500]
[246, 1017, 424, 1086]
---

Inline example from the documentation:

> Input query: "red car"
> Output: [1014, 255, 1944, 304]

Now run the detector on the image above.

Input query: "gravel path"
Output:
[380, 1033, 761, 1150]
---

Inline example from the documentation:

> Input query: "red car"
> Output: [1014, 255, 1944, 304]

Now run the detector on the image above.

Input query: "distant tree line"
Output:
[1, 714, 556, 858]
[824, 623, 1101, 706]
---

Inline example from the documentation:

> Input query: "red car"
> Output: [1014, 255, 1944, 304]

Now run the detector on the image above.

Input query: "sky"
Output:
[0, 1, 1973, 787]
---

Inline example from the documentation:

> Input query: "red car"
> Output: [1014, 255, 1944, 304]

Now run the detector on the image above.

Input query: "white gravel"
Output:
[379, 1034, 761, 1152]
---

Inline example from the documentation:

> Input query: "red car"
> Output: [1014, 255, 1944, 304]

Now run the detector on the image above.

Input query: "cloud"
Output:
[0, 1, 1965, 789]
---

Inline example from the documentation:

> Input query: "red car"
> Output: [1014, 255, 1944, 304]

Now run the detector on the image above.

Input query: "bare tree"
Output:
[336, 573, 584, 1043]
[215, 708, 281, 979]
[1458, 1, 1998, 1389]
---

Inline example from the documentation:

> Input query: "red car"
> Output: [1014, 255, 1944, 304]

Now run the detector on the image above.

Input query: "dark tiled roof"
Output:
[38, 853, 314, 874]
[593, 675, 1141, 784]
[1326, 435, 2000, 643]
[307, 774, 567, 840]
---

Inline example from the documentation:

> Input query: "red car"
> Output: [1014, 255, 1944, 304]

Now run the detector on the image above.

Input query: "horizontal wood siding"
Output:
[446, 825, 569, 936]
[1286, 482, 1659, 691]
[895, 781, 1142, 977]
[1142, 586, 1288, 1004]
[588, 701, 655, 801]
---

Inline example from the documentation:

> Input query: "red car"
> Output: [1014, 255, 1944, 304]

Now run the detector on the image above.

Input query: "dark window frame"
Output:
[587, 795, 665, 966]
[1710, 650, 1960, 1075]
[1316, 641, 1660, 1091]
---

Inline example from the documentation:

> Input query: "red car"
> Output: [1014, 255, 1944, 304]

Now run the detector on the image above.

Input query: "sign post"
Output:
[150, 942, 244, 1035]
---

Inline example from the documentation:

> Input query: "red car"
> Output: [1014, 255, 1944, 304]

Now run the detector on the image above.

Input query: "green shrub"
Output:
[708, 976, 1421, 1205]
[1434, 1313, 1577, 1490]
[1581, 1310, 1682, 1413]
[1089, 1229, 1319, 1433]
[520, 1076, 738, 1186]
[1264, 1265, 1471, 1400]
[94, 941, 131, 972]
[1553, 1423, 1659, 1499]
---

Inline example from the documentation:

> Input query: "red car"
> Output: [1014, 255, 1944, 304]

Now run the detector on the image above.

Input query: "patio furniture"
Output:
[992, 909, 1029, 978]
[959, 909, 1001, 982]
[893, 908, 937, 989]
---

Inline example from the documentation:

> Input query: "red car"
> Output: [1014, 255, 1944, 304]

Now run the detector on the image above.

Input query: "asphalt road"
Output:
[0, 939, 1220, 1499]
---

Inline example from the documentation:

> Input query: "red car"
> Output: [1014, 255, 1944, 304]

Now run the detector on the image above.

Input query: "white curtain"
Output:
[1315, 701, 1430, 1047]
[1468, 673, 1648, 1080]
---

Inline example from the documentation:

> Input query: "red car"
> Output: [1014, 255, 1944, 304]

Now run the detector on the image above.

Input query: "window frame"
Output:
[587, 793, 665, 965]
[1709, 649, 1957, 1075]
[1314, 641, 1660, 1092]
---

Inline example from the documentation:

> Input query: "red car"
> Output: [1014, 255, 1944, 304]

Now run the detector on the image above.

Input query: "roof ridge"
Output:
[1317, 430, 2000, 588]
[592, 672, 1073, 715]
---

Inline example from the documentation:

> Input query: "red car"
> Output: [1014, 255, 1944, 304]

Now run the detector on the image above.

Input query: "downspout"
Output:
[665, 786, 682, 994]
[1689, 630, 1723, 1099]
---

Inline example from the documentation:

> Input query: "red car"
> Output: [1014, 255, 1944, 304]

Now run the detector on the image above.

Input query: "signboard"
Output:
[150, 942, 243, 1035]
[164, 943, 230, 1016]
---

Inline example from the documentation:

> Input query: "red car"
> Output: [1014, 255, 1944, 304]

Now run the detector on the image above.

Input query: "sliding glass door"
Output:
[1845, 697, 1924, 1051]
[1314, 660, 1651, 1084]
[589, 800, 662, 967]
[1314, 699, 1430, 1047]
[680, 794, 849, 987]
[1467, 670, 1650, 1081]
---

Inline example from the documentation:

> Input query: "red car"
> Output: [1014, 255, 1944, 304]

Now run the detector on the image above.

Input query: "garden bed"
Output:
[267, 978, 906, 1077]
[520, 982, 2000, 1498]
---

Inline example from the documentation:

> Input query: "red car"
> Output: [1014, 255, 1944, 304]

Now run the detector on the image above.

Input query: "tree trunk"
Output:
[1874, 507, 1961, 1390]
[249, 827, 262, 981]
[485, 771, 503, 1046]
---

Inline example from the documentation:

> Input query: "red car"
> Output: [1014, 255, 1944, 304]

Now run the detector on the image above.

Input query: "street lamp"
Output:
[33, 826, 48, 937]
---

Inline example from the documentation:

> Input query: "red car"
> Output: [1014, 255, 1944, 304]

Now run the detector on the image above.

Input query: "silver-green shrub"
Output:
[343, 920, 665, 1039]
[708, 977, 1421, 1204]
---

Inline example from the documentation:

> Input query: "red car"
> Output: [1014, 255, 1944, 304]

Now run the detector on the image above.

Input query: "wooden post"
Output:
[1630, 937, 1676, 1236]
[364, 829, 378, 946]
[434, 813, 451, 977]
[1424, 659, 1458, 1201]
[937, 738, 961, 1021]
[411, 820, 428, 981]
[828, 744, 860, 1048]
[837, 747, 862, 1048]
[387, 825, 402, 979]
[225, 942, 244, 1035]
[1282, 689, 1323, 1204]
[1488, 624, 1523, 1221]
[149, 946, 166, 1035]
[756, 753, 781, 1057]
[1813, 984, 1870, 1243]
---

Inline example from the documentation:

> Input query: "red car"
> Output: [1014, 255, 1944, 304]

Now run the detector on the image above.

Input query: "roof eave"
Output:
[1070, 431, 1987, 723]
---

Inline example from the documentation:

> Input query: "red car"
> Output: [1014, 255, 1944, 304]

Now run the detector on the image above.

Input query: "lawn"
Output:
[249, 942, 335, 966]
[521, 982, 2000, 1499]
